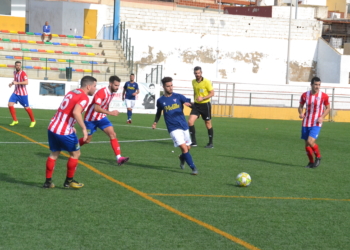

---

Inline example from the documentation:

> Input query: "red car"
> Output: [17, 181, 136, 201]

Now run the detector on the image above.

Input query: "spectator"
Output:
[41, 21, 52, 42]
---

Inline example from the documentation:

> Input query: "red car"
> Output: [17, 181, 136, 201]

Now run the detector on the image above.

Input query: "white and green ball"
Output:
[236, 172, 251, 187]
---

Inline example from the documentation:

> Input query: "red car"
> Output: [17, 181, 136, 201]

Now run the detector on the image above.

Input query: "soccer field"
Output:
[0, 107, 349, 250]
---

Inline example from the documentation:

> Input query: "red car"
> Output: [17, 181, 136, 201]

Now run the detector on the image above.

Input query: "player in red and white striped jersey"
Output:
[8, 61, 36, 127]
[43, 76, 97, 189]
[298, 77, 330, 169]
[79, 75, 129, 166]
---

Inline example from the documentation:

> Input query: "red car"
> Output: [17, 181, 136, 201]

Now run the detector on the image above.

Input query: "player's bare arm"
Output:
[73, 104, 88, 141]
[94, 104, 119, 116]
[184, 102, 191, 107]
[196, 89, 214, 102]
[318, 104, 331, 123]
[132, 89, 140, 96]
[298, 103, 305, 119]
[12, 79, 28, 85]
[122, 89, 126, 101]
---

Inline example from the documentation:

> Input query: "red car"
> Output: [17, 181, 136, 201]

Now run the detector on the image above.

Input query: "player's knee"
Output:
[109, 132, 116, 139]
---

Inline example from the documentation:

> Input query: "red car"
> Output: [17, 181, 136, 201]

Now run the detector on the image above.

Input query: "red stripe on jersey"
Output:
[85, 87, 117, 121]
[48, 89, 89, 135]
[300, 91, 329, 127]
[13, 70, 28, 96]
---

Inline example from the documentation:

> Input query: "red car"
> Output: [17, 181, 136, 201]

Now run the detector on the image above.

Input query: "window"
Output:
[39, 82, 65, 96]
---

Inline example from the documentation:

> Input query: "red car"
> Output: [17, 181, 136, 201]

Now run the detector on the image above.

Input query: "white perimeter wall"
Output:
[317, 38, 341, 84]
[121, 7, 322, 84]
[27, 0, 113, 36]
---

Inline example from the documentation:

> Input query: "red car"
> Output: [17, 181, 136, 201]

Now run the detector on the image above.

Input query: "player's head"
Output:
[15, 61, 21, 72]
[149, 83, 155, 94]
[109, 75, 121, 93]
[161, 77, 173, 95]
[130, 73, 135, 82]
[45, 21, 48, 25]
[310, 77, 321, 93]
[194, 66, 202, 80]
[80, 76, 97, 96]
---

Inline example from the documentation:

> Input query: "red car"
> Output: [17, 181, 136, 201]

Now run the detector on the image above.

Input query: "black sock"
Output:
[208, 127, 213, 144]
[46, 178, 52, 182]
[189, 126, 196, 143]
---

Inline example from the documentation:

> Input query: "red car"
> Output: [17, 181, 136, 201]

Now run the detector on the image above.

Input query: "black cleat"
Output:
[204, 143, 214, 148]
[305, 162, 314, 168]
[314, 157, 321, 168]
[43, 181, 55, 188]
[190, 142, 197, 147]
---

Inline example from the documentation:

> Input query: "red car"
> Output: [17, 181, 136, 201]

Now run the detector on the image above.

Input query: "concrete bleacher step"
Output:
[0, 33, 122, 49]
[0, 68, 130, 82]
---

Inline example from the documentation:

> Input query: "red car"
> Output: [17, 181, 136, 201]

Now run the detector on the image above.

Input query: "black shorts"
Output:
[190, 102, 212, 121]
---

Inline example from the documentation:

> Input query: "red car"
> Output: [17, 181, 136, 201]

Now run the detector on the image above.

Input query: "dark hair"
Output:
[130, 73, 135, 76]
[15, 61, 21, 65]
[311, 77, 321, 85]
[161, 77, 173, 86]
[80, 76, 97, 87]
[109, 75, 121, 83]
[149, 83, 155, 88]
[194, 66, 202, 72]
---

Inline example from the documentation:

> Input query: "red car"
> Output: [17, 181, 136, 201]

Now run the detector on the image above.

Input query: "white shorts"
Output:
[44, 32, 51, 35]
[169, 129, 192, 147]
[125, 99, 136, 109]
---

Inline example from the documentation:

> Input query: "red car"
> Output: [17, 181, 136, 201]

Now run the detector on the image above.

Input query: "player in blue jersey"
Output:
[122, 73, 139, 124]
[152, 77, 198, 175]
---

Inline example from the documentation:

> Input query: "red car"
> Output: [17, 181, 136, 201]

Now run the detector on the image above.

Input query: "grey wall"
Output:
[0, 0, 12, 15]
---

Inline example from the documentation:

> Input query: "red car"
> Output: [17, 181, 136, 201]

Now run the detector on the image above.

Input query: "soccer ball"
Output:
[236, 172, 251, 187]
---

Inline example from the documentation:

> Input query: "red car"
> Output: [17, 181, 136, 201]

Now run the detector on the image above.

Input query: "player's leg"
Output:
[63, 133, 84, 188]
[49, 34, 52, 41]
[8, 93, 18, 126]
[18, 95, 36, 127]
[307, 126, 322, 168]
[171, 129, 197, 175]
[188, 104, 199, 146]
[79, 120, 96, 146]
[302, 126, 315, 168]
[43, 130, 62, 188]
[100, 118, 129, 165]
[41, 33, 44, 42]
[202, 102, 213, 148]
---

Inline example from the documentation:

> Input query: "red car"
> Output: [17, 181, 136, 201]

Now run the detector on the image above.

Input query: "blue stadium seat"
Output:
[30, 49, 38, 52]
[89, 61, 98, 64]
[5, 55, 14, 59]
[75, 36, 83, 39]
[52, 42, 61, 45]
[72, 68, 76, 71]
[71, 52, 79, 55]
[34, 32, 42, 35]
[48, 58, 56, 62]
[25, 66, 33, 69]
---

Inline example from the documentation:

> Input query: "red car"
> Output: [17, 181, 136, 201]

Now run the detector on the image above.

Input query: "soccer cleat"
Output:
[305, 162, 314, 168]
[127, 120, 131, 124]
[43, 181, 55, 188]
[204, 143, 214, 148]
[179, 155, 185, 170]
[63, 179, 84, 189]
[9, 120, 18, 126]
[191, 167, 198, 175]
[117, 156, 129, 166]
[314, 157, 322, 168]
[29, 121, 36, 128]
[129, 120, 132, 124]
[190, 142, 197, 147]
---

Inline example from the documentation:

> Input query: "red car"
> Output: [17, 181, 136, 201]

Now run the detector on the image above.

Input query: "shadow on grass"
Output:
[0, 172, 41, 188]
[219, 155, 301, 168]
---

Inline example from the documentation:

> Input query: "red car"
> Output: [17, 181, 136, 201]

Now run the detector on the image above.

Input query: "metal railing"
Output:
[119, 21, 134, 75]
[145, 65, 163, 84]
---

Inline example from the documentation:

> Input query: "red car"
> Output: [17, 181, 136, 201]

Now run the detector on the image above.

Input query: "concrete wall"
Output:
[317, 38, 341, 83]
[12, 0, 26, 17]
[120, 7, 321, 84]
[27, 0, 113, 36]
[272, 6, 315, 19]
[301, 0, 327, 6]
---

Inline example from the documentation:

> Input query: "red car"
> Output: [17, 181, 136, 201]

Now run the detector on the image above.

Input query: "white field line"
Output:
[0, 116, 168, 131]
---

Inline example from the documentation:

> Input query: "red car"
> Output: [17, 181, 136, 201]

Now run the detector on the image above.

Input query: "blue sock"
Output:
[127, 110, 132, 120]
[182, 152, 196, 170]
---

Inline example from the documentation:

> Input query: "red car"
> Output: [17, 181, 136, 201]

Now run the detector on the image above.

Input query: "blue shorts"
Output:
[9, 93, 29, 107]
[301, 126, 321, 140]
[85, 117, 112, 136]
[48, 130, 80, 152]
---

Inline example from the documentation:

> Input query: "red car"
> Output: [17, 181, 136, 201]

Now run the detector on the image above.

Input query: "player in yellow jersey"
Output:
[188, 66, 215, 148]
